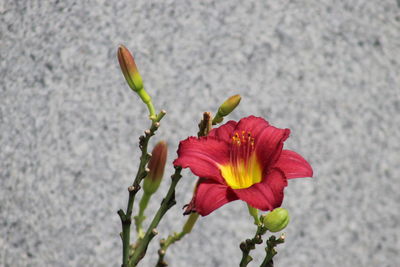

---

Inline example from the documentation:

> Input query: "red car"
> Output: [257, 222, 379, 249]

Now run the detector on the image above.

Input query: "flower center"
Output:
[220, 131, 262, 189]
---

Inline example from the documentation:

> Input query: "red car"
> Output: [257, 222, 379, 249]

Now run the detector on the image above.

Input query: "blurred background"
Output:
[1, 0, 399, 266]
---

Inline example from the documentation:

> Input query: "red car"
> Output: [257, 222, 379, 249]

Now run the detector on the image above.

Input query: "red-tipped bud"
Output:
[117, 45, 143, 92]
[143, 141, 168, 194]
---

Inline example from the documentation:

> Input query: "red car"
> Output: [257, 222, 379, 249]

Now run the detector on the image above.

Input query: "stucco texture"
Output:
[1, 0, 399, 266]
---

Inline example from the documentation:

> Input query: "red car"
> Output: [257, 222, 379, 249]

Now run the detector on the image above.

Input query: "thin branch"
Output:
[239, 224, 268, 267]
[156, 213, 199, 267]
[155, 112, 212, 266]
[259, 234, 285, 267]
[118, 110, 166, 267]
[128, 166, 183, 266]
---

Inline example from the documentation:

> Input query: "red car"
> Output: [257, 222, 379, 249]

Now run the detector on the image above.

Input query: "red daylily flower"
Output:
[174, 116, 313, 216]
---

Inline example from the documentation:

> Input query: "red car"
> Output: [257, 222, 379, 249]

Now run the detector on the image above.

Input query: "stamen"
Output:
[223, 131, 260, 189]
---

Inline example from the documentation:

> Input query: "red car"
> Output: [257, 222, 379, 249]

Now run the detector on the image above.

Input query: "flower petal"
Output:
[208, 120, 237, 142]
[193, 180, 238, 216]
[255, 126, 291, 172]
[274, 150, 313, 179]
[233, 169, 287, 211]
[235, 116, 271, 138]
[173, 136, 229, 183]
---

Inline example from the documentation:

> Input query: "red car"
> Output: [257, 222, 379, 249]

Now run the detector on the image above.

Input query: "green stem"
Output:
[260, 253, 275, 267]
[156, 232, 184, 267]
[118, 111, 165, 267]
[259, 235, 285, 267]
[134, 192, 152, 239]
[118, 210, 131, 267]
[156, 213, 199, 267]
[147, 102, 156, 120]
[129, 167, 183, 266]
[155, 112, 211, 266]
[211, 113, 223, 125]
[239, 224, 268, 267]
[247, 204, 261, 226]
[136, 88, 156, 119]
[182, 212, 199, 234]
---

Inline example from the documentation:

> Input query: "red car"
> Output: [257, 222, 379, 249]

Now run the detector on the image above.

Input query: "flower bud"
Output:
[213, 94, 241, 124]
[218, 94, 241, 116]
[143, 141, 168, 194]
[117, 45, 143, 92]
[263, 208, 290, 232]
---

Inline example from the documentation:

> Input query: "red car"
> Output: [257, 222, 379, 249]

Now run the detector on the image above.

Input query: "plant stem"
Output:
[129, 166, 183, 266]
[239, 223, 268, 267]
[197, 112, 212, 137]
[211, 113, 223, 125]
[156, 213, 199, 266]
[136, 87, 156, 120]
[134, 192, 152, 239]
[247, 204, 261, 226]
[118, 110, 166, 267]
[155, 112, 212, 266]
[156, 232, 185, 267]
[146, 101, 156, 120]
[259, 235, 285, 267]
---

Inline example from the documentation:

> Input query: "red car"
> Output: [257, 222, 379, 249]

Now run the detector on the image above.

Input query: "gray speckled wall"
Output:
[1, 0, 399, 266]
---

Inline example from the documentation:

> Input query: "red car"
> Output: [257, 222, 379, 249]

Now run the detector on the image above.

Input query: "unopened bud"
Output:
[218, 94, 241, 116]
[143, 141, 168, 194]
[263, 208, 290, 233]
[213, 94, 241, 124]
[117, 45, 143, 92]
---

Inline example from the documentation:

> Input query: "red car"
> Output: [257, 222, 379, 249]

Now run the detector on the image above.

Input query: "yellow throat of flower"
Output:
[220, 131, 262, 189]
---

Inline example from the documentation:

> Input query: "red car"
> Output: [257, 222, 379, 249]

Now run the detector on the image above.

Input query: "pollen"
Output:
[220, 131, 262, 189]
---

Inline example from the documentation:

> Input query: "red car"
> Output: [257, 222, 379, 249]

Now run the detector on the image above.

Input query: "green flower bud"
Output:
[213, 94, 241, 125]
[117, 45, 143, 92]
[218, 94, 241, 116]
[117, 45, 156, 118]
[143, 141, 168, 194]
[263, 208, 290, 232]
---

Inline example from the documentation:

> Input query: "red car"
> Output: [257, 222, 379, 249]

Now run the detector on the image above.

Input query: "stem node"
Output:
[128, 186, 135, 192]
[152, 228, 159, 236]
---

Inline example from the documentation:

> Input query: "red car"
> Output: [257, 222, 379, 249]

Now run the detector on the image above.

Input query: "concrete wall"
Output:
[1, 0, 399, 266]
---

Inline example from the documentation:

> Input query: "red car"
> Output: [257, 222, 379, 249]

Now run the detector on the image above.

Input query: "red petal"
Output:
[274, 150, 313, 179]
[193, 180, 238, 216]
[235, 116, 271, 138]
[255, 126, 290, 172]
[208, 120, 237, 142]
[173, 136, 229, 183]
[233, 169, 287, 211]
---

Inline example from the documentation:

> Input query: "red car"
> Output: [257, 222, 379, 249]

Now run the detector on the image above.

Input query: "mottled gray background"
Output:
[1, 0, 399, 266]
